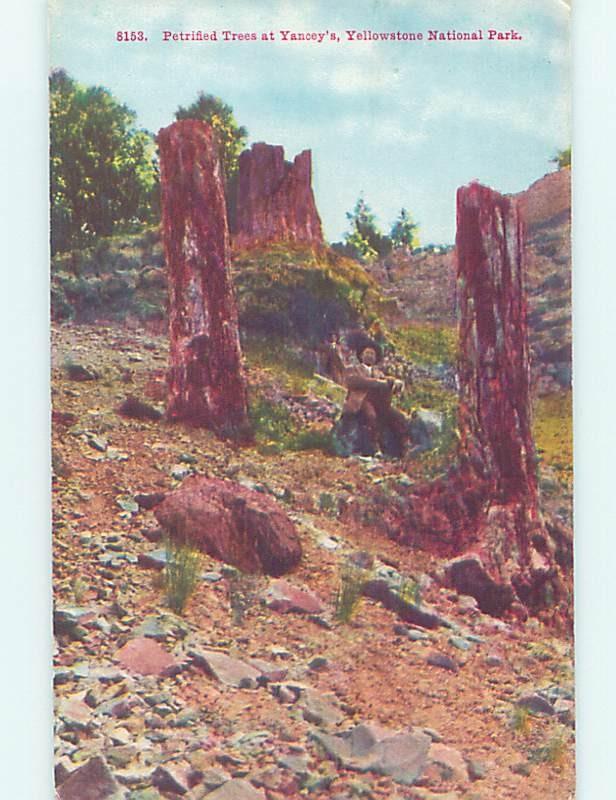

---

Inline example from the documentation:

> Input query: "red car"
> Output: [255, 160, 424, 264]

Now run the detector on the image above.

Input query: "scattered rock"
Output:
[154, 476, 302, 576]
[134, 614, 189, 641]
[277, 754, 310, 778]
[517, 693, 555, 716]
[511, 761, 532, 777]
[191, 649, 262, 688]
[65, 363, 99, 382]
[114, 637, 182, 677]
[426, 652, 459, 673]
[117, 396, 163, 421]
[57, 694, 93, 731]
[57, 756, 121, 799]
[466, 758, 488, 781]
[311, 722, 432, 786]
[137, 548, 168, 570]
[362, 578, 446, 630]
[448, 636, 472, 652]
[264, 579, 325, 614]
[151, 764, 192, 794]
[205, 778, 266, 799]
[443, 556, 515, 617]
[300, 687, 345, 728]
[423, 743, 469, 784]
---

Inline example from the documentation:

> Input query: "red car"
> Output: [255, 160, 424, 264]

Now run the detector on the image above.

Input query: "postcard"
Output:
[49, 2, 574, 798]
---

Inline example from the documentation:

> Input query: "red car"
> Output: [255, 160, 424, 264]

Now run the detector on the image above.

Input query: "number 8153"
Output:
[116, 31, 146, 42]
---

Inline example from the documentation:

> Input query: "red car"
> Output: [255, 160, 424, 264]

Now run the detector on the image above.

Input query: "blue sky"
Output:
[49, 0, 570, 245]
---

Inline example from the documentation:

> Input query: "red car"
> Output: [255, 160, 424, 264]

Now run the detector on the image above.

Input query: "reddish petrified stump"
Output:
[233, 142, 324, 249]
[392, 183, 571, 621]
[157, 120, 249, 436]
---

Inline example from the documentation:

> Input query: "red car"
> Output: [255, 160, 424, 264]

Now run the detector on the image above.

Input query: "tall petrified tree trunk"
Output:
[456, 182, 537, 505]
[388, 183, 571, 622]
[447, 183, 551, 614]
[157, 120, 249, 436]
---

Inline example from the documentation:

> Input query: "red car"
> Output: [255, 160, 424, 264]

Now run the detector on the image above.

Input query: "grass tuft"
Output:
[334, 563, 370, 623]
[164, 538, 202, 615]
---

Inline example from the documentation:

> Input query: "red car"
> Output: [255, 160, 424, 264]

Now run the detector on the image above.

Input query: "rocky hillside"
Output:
[516, 169, 572, 394]
[52, 324, 574, 800]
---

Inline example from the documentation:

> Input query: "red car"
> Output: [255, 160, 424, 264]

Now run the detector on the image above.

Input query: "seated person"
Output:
[335, 337, 410, 458]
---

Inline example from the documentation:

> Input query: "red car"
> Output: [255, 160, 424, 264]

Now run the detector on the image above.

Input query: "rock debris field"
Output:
[52, 323, 574, 800]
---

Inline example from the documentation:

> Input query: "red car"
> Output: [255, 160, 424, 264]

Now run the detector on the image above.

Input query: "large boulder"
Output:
[154, 476, 302, 575]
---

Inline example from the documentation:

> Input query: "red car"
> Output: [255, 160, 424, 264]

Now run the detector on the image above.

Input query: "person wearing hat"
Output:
[340, 337, 409, 457]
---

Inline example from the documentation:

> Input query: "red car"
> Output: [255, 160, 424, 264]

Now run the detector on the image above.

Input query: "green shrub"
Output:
[397, 575, 422, 606]
[510, 705, 531, 736]
[529, 731, 568, 767]
[334, 564, 370, 623]
[164, 538, 202, 615]
[233, 244, 383, 345]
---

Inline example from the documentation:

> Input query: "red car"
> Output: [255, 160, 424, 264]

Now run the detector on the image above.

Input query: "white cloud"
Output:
[420, 89, 569, 143]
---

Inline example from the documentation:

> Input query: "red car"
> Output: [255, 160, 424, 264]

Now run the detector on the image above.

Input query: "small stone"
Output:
[427, 651, 459, 673]
[114, 637, 181, 677]
[517, 693, 555, 716]
[191, 649, 261, 688]
[449, 636, 472, 652]
[276, 754, 309, 778]
[511, 762, 532, 777]
[424, 743, 469, 783]
[407, 629, 430, 641]
[308, 656, 329, 671]
[137, 549, 168, 570]
[484, 653, 504, 667]
[466, 758, 488, 781]
[57, 694, 93, 731]
[106, 745, 137, 769]
[265, 580, 325, 614]
[87, 435, 108, 452]
[300, 688, 344, 728]
[57, 756, 120, 799]
[205, 778, 265, 798]
[202, 571, 223, 583]
[421, 728, 443, 743]
[151, 764, 192, 794]
[201, 768, 232, 790]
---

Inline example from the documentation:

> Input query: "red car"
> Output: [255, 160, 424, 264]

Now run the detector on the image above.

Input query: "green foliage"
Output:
[397, 574, 422, 606]
[249, 396, 295, 446]
[164, 538, 202, 615]
[334, 563, 370, 623]
[529, 732, 568, 767]
[71, 577, 88, 604]
[50, 70, 158, 254]
[510, 705, 532, 736]
[50, 227, 167, 323]
[248, 394, 334, 455]
[175, 92, 247, 183]
[550, 147, 571, 170]
[390, 208, 420, 250]
[234, 244, 382, 344]
[389, 324, 456, 367]
[343, 195, 392, 263]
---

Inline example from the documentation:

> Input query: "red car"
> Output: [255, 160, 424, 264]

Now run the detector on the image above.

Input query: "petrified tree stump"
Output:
[449, 183, 554, 613]
[233, 142, 324, 249]
[388, 183, 571, 621]
[157, 120, 249, 436]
